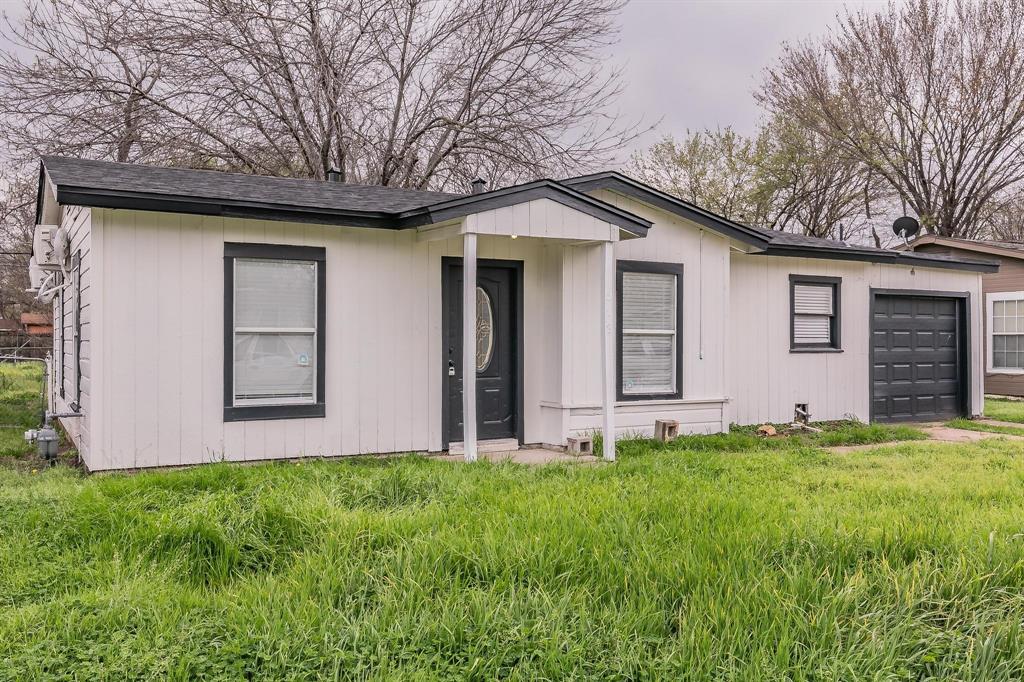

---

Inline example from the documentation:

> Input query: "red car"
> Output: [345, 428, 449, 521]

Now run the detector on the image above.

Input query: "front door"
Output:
[442, 259, 520, 446]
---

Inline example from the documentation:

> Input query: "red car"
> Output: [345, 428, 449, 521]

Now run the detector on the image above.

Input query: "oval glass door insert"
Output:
[475, 286, 494, 371]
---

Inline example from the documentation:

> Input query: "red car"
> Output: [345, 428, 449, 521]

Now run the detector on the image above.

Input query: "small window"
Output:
[790, 275, 841, 351]
[989, 292, 1024, 373]
[224, 243, 326, 421]
[617, 260, 683, 400]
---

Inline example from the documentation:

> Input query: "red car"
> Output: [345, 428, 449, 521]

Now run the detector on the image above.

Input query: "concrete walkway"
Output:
[436, 448, 600, 465]
[828, 422, 1024, 454]
[975, 418, 1024, 430]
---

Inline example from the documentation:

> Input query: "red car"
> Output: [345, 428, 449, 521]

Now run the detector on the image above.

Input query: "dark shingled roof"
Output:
[748, 226, 998, 270]
[38, 156, 653, 236]
[34, 158, 997, 271]
[561, 171, 997, 272]
[42, 156, 463, 214]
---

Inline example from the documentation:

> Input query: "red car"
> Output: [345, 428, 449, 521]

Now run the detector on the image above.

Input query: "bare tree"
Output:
[0, 174, 37, 320]
[0, 0, 643, 189]
[628, 123, 876, 240]
[26, 0, 641, 189]
[759, 0, 1024, 238]
[628, 128, 774, 225]
[981, 190, 1024, 241]
[0, 0, 185, 165]
[758, 117, 880, 240]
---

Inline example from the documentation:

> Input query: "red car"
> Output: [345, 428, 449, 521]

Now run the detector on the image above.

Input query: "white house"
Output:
[33, 157, 996, 471]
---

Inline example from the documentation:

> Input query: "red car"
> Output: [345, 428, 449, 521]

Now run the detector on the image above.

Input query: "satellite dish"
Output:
[893, 216, 920, 242]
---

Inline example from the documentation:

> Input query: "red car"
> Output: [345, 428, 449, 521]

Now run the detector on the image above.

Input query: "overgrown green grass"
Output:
[985, 397, 1024, 424]
[611, 420, 925, 456]
[0, 362, 43, 459]
[4, 434, 1024, 678]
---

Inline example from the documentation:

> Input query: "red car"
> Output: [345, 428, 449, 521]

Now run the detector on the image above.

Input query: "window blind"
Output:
[793, 284, 833, 315]
[792, 282, 834, 346]
[621, 271, 676, 395]
[235, 259, 316, 329]
[233, 258, 317, 405]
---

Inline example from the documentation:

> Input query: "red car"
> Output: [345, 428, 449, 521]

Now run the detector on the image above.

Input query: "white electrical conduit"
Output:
[698, 229, 704, 361]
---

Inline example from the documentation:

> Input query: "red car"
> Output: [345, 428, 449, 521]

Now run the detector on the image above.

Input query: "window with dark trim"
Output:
[224, 243, 326, 422]
[72, 251, 81, 404]
[790, 275, 841, 351]
[617, 260, 684, 401]
[57, 281, 65, 399]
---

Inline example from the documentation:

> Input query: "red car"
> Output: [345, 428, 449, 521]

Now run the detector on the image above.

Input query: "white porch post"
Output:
[601, 240, 616, 462]
[462, 232, 478, 462]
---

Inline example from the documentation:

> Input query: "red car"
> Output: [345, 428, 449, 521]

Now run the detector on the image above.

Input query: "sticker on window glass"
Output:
[297, 353, 310, 367]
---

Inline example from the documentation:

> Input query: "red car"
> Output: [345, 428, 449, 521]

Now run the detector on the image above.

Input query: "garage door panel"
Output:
[890, 396, 913, 417]
[872, 293, 964, 422]
[873, 363, 887, 382]
[892, 363, 913, 382]
[915, 362, 935, 381]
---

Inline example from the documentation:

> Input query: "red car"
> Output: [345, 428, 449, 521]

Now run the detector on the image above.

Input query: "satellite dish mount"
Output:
[893, 216, 920, 246]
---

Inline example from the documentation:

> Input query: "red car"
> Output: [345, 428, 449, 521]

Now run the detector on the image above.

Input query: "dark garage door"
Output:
[871, 293, 966, 422]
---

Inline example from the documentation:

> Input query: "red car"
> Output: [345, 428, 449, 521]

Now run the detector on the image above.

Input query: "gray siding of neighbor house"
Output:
[914, 242, 1024, 397]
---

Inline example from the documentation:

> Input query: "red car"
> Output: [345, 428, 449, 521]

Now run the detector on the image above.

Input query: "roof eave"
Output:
[54, 186, 403, 229]
[759, 245, 998, 272]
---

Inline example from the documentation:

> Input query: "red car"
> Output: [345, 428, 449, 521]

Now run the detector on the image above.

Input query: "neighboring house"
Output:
[34, 157, 996, 471]
[20, 312, 53, 335]
[907, 235, 1024, 396]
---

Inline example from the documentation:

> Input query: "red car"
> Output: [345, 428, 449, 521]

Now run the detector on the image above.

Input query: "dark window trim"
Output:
[58, 279, 65, 400]
[616, 259, 684, 401]
[223, 242, 326, 422]
[790, 274, 842, 352]
[73, 251, 82, 404]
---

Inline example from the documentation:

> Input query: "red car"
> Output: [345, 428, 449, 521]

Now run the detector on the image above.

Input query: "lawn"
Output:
[985, 396, 1024, 424]
[4, 428, 1024, 678]
[945, 397, 1024, 437]
[0, 361, 44, 460]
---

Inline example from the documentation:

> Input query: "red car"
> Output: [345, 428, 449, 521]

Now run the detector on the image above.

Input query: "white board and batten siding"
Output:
[556, 190, 732, 438]
[55, 194, 983, 470]
[51, 204, 97, 461]
[85, 207, 582, 470]
[728, 254, 984, 425]
[462, 197, 619, 242]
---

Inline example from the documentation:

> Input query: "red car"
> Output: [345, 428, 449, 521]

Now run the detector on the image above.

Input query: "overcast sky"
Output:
[613, 0, 883, 157]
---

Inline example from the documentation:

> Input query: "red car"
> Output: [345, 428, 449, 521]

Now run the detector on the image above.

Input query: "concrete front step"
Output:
[447, 438, 520, 456]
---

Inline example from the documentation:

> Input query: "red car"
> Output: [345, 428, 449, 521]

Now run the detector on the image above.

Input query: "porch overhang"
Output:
[406, 180, 651, 242]
[416, 193, 647, 244]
